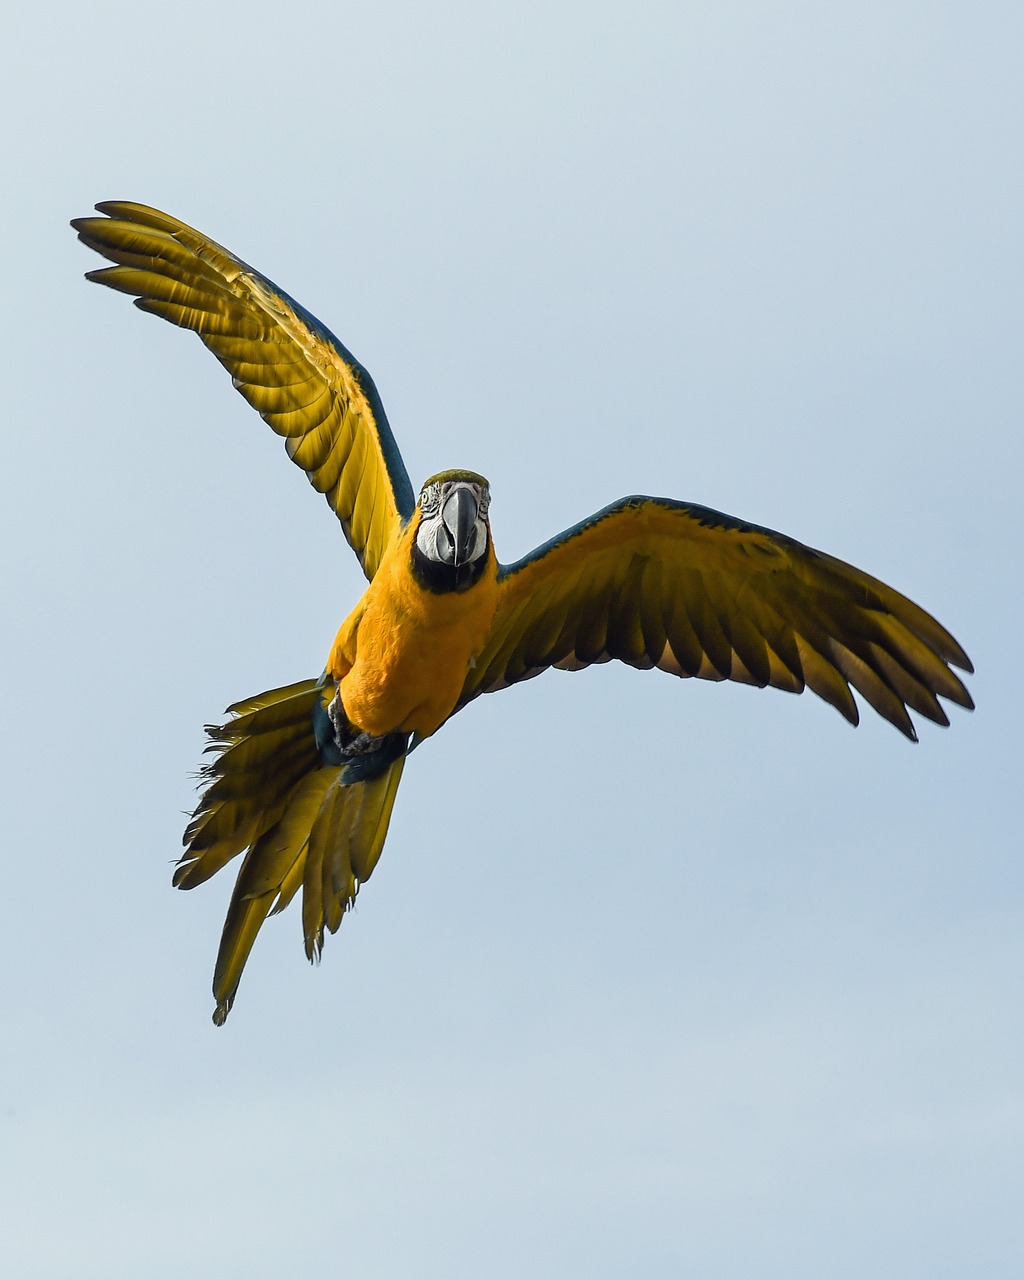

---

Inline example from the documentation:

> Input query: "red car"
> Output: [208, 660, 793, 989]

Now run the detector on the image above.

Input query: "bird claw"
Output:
[327, 689, 349, 742]
[327, 690, 385, 758]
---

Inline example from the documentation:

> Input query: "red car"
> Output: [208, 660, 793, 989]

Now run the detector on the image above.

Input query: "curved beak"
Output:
[441, 485, 480, 566]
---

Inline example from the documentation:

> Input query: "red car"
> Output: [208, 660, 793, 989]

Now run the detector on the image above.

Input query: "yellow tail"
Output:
[177, 679, 405, 1024]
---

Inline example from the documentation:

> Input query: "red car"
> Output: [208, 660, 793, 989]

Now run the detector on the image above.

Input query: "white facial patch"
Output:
[415, 481, 489, 567]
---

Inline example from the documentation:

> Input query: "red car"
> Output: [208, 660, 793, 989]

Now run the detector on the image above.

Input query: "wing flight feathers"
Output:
[461, 496, 972, 740]
[72, 201, 414, 579]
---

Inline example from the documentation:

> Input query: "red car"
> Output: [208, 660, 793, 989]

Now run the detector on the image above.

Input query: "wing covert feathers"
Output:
[462, 496, 972, 740]
[72, 201, 414, 580]
[177, 679, 405, 1024]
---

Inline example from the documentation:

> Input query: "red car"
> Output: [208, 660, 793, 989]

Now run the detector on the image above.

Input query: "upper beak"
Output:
[441, 485, 479, 566]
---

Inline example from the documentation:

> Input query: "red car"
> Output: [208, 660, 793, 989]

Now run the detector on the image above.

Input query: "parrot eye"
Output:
[419, 482, 442, 515]
[477, 489, 491, 518]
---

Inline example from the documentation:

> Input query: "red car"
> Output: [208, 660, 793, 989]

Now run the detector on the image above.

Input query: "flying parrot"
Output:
[72, 202, 974, 1024]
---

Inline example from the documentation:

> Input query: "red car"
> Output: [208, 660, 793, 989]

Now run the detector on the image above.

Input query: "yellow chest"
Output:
[327, 525, 499, 738]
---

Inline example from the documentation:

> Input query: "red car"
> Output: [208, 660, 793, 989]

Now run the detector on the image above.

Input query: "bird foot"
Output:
[327, 691, 385, 758]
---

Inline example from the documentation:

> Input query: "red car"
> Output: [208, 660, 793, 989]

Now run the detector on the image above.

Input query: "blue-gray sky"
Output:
[2, 3, 1022, 1276]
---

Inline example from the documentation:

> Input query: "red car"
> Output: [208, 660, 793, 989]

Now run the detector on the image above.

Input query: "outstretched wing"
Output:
[459, 496, 973, 740]
[72, 201, 415, 580]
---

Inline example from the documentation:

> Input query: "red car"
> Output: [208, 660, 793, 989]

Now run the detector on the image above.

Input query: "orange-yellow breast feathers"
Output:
[328, 513, 500, 738]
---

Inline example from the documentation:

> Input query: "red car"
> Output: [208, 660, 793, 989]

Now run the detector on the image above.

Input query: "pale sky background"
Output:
[2, 3, 1022, 1277]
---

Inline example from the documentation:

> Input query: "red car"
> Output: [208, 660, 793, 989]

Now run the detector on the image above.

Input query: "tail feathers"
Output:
[223, 677, 327, 721]
[176, 680, 321, 889]
[211, 767, 339, 1026]
[180, 677, 408, 1024]
[303, 758, 407, 958]
[213, 757, 406, 1025]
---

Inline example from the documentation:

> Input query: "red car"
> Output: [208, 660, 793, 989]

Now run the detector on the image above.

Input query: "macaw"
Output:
[72, 202, 974, 1024]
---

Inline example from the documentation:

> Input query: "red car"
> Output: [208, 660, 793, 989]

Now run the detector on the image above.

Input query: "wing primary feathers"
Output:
[638, 557, 670, 666]
[680, 570, 733, 679]
[608, 556, 656, 669]
[661, 590, 707, 679]
[706, 576, 773, 686]
[73, 202, 414, 579]
[792, 636, 862, 726]
[867, 644, 950, 726]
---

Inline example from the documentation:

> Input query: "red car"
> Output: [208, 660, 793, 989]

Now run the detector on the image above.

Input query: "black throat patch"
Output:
[410, 539, 490, 594]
